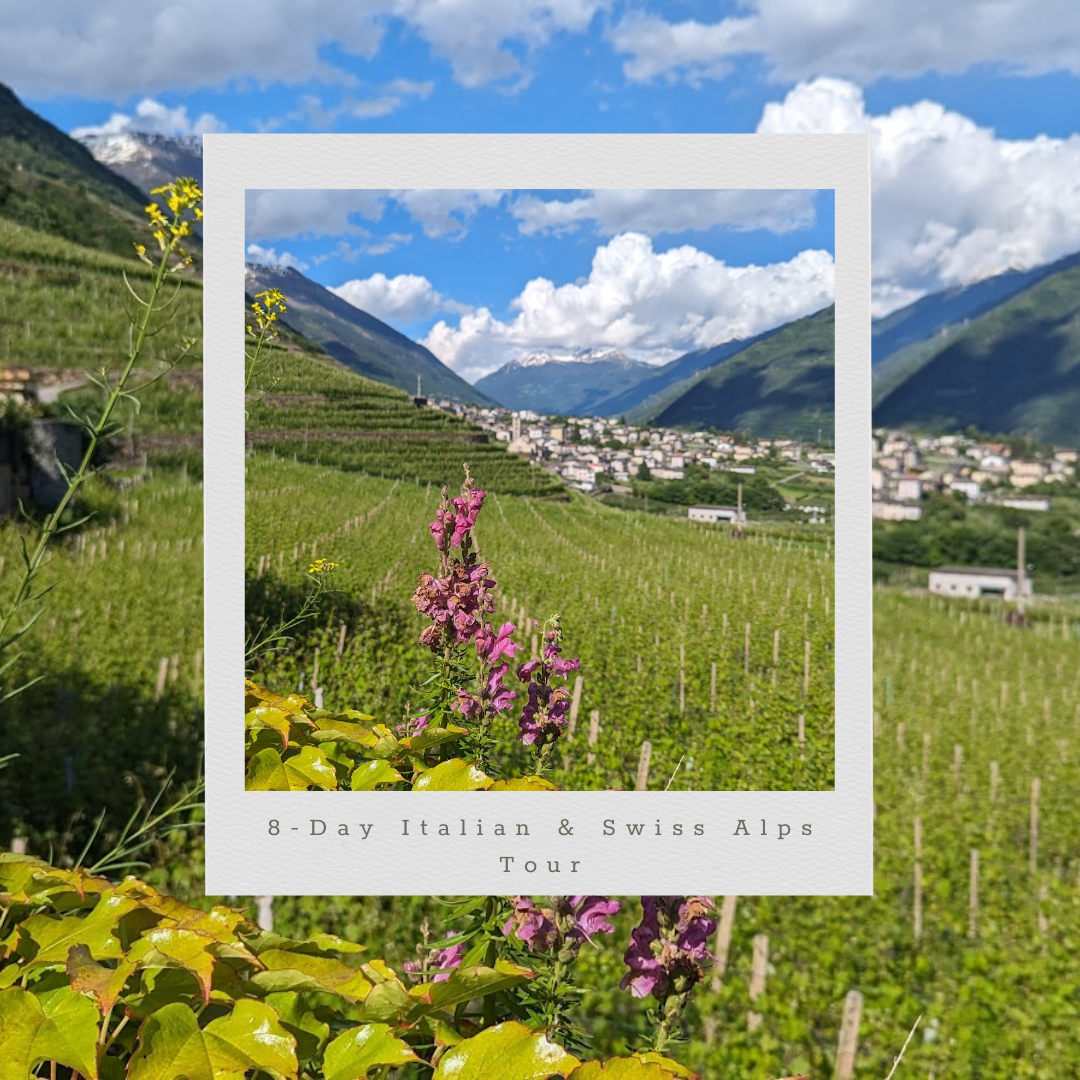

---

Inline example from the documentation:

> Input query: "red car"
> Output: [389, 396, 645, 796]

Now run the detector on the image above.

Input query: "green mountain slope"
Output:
[873, 261, 1080, 443]
[643, 306, 835, 440]
[0, 82, 149, 258]
[245, 263, 498, 406]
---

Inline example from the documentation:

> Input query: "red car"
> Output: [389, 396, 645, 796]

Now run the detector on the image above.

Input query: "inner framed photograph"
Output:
[204, 134, 871, 895]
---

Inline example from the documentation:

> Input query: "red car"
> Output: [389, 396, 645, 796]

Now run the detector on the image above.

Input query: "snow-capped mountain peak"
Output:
[513, 346, 635, 368]
[76, 131, 204, 195]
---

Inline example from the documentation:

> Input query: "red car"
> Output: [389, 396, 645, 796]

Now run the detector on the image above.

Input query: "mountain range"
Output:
[2, 79, 1077, 443]
[244, 263, 497, 406]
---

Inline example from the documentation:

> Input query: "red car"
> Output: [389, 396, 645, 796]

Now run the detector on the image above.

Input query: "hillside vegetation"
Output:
[874, 262, 1080, 443]
[0, 81, 149, 258]
[642, 305, 835, 440]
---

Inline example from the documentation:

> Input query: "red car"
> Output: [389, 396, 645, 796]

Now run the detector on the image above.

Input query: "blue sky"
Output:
[7, 0, 1080, 323]
[242, 188, 835, 381]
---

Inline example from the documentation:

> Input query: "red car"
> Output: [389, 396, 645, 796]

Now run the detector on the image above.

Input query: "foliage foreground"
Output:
[0, 856, 742, 1079]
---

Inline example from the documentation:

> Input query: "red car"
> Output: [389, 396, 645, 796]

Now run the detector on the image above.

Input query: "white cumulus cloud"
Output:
[756, 77, 1080, 314]
[421, 232, 835, 383]
[245, 243, 308, 271]
[2, 1, 606, 100]
[510, 188, 817, 236]
[245, 189, 505, 242]
[70, 97, 225, 139]
[610, 1, 1080, 86]
[330, 273, 465, 325]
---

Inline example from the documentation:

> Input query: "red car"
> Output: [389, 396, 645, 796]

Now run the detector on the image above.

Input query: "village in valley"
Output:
[872, 428, 1080, 602]
[414, 390, 835, 520]
[872, 429, 1076, 520]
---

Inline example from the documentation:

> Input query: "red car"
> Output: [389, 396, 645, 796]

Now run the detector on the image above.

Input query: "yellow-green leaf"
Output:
[487, 776, 560, 791]
[433, 1021, 579, 1079]
[284, 744, 338, 790]
[250, 949, 372, 1002]
[412, 758, 492, 792]
[203, 999, 299, 1080]
[569, 1056, 698, 1078]
[17, 890, 140, 966]
[323, 1023, 420, 1079]
[246, 747, 290, 791]
[350, 760, 405, 791]
[0, 985, 100, 1080]
[129, 928, 217, 1004]
[128, 1001, 213, 1080]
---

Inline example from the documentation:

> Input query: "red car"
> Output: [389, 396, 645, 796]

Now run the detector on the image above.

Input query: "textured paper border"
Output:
[204, 134, 871, 895]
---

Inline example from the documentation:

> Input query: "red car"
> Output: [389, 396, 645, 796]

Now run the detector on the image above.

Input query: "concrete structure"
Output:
[871, 499, 922, 521]
[688, 504, 745, 525]
[929, 566, 1033, 601]
[896, 475, 923, 501]
[0, 419, 83, 514]
[996, 495, 1051, 512]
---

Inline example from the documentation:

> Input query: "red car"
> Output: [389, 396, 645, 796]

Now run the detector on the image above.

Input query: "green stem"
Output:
[0, 227, 176, 662]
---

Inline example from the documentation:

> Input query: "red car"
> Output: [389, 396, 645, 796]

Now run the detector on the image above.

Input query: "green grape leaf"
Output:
[398, 724, 469, 755]
[487, 776, 560, 791]
[246, 747, 290, 791]
[433, 1021, 579, 1079]
[128, 1002, 213, 1080]
[283, 744, 339, 790]
[265, 991, 330, 1064]
[408, 961, 536, 1019]
[17, 890, 140, 966]
[203, 999, 299, 1080]
[350, 759, 405, 790]
[128, 928, 217, 1004]
[250, 949, 372, 1002]
[323, 1023, 420, 1079]
[631, 1053, 699, 1078]
[0, 984, 100, 1080]
[412, 758, 493, 791]
[245, 704, 293, 748]
[569, 1056, 697, 1078]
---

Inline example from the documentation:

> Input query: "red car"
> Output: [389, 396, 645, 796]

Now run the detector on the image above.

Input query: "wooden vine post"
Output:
[913, 815, 923, 942]
[586, 710, 600, 766]
[834, 990, 863, 1080]
[635, 741, 652, 791]
[747, 933, 768, 1031]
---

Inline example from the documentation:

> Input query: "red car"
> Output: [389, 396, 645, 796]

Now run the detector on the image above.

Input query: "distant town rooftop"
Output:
[690, 504, 740, 511]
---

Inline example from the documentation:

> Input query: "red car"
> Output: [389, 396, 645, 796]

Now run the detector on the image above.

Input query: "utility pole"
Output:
[1016, 526, 1026, 618]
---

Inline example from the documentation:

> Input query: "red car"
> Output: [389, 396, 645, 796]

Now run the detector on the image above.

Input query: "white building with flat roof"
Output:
[929, 566, 1032, 601]
[688, 505, 744, 524]
[872, 500, 922, 521]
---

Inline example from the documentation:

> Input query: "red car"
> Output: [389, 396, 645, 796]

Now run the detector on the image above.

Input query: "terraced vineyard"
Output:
[247, 348, 561, 496]
[245, 453, 835, 791]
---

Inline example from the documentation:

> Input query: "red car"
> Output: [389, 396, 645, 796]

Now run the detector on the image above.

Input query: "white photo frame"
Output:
[204, 134, 871, 895]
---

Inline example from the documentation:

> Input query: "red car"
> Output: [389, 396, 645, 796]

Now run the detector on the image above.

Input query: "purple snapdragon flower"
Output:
[503, 895, 621, 954]
[621, 896, 716, 999]
[515, 619, 580, 758]
[403, 932, 465, 983]
[503, 896, 559, 951]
